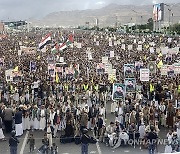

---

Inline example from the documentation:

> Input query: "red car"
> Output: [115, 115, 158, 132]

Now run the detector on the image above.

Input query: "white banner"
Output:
[110, 51, 114, 58]
[105, 63, 112, 74]
[140, 69, 149, 81]
[102, 56, 108, 64]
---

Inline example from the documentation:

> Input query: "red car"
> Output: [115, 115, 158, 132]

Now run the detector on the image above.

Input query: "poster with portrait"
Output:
[124, 64, 134, 78]
[112, 83, 125, 100]
[96, 63, 105, 75]
[12, 71, 22, 83]
[48, 64, 55, 77]
[5, 69, 13, 82]
[167, 65, 175, 77]
[124, 78, 136, 93]
[135, 61, 143, 71]
[30, 61, 36, 72]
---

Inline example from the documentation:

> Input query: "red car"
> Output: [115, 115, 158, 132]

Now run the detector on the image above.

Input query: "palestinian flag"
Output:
[51, 43, 59, 54]
[59, 34, 73, 51]
[39, 33, 51, 49]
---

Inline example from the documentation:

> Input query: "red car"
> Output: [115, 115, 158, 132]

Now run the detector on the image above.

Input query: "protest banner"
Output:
[140, 69, 150, 81]
[105, 63, 112, 74]
[167, 65, 175, 77]
[5, 69, 13, 82]
[96, 63, 105, 75]
[174, 63, 180, 74]
[60, 57, 64, 63]
[110, 51, 114, 58]
[135, 61, 143, 71]
[124, 64, 134, 78]
[102, 56, 108, 64]
[30, 61, 36, 72]
[124, 78, 136, 93]
[108, 69, 116, 82]
[48, 64, 56, 77]
[161, 65, 168, 76]
[21, 46, 36, 54]
[112, 83, 125, 100]
[137, 45, 142, 51]
[148, 61, 156, 74]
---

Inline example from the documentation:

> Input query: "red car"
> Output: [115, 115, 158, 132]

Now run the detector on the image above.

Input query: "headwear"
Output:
[11, 130, 16, 136]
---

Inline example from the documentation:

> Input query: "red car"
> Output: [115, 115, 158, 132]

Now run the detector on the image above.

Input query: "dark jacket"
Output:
[15, 111, 22, 124]
[9, 136, 19, 147]
[81, 134, 90, 144]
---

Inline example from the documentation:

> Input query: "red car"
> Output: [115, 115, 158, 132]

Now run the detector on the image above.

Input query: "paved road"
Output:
[0, 101, 169, 154]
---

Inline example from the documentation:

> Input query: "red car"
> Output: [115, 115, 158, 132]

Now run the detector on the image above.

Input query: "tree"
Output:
[147, 18, 153, 31]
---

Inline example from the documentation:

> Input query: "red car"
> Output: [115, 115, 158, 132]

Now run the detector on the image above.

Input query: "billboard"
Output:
[153, 3, 164, 21]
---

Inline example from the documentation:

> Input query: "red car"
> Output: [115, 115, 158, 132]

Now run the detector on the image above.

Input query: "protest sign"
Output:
[5, 69, 13, 82]
[124, 64, 134, 78]
[30, 61, 36, 72]
[112, 83, 125, 100]
[140, 69, 150, 81]
[96, 63, 105, 75]
[102, 57, 108, 64]
[105, 63, 112, 74]
[48, 64, 56, 77]
[110, 51, 114, 58]
[148, 61, 156, 74]
[124, 78, 136, 93]
[135, 61, 143, 71]
[161, 65, 168, 76]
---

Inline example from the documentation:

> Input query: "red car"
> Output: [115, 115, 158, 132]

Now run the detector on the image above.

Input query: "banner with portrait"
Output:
[124, 78, 136, 93]
[167, 65, 175, 77]
[135, 61, 143, 71]
[48, 64, 56, 77]
[124, 64, 134, 78]
[112, 83, 125, 101]
[30, 61, 36, 72]
[5, 69, 13, 82]
[96, 63, 105, 75]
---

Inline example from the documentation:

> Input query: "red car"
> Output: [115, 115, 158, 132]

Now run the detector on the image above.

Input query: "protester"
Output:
[9, 130, 19, 154]
[0, 29, 179, 153]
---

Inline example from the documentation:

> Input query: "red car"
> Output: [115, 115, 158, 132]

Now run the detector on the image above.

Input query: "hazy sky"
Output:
[0, 0, 179, 20]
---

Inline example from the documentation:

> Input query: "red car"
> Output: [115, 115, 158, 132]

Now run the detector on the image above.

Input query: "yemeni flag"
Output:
[51, 43, 59, 54]
[59, 34, 73, 51]
[39, 33, 51, 49]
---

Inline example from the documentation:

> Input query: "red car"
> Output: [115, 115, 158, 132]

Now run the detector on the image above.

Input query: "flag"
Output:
[59, 34, 73, 51]
[39, 33, 51, 49]
[157, 60, 163, 68]
[13, 66, 18, 72]
[55, 72, 59, 83]
[51, 43, 59, 54]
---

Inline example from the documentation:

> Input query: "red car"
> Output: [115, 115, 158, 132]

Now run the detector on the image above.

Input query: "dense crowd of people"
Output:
[0, 29, 180, 153]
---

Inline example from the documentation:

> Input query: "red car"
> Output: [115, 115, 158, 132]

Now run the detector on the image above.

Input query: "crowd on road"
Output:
[0, 29, 180, 153]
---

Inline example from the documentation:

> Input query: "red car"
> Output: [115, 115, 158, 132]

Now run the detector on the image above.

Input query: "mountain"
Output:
[30, 3, 180, 27]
